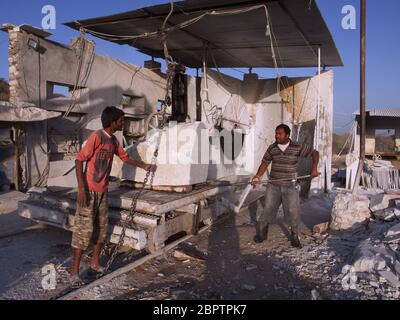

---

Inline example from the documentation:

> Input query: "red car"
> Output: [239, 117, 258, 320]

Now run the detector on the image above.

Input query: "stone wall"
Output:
[4, 25, 166, 188]
[8, 30, 23, 105]
[201, 69, 334, 193]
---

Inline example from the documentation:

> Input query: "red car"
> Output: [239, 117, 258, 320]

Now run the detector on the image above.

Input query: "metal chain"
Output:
[98, 62, 177, 277]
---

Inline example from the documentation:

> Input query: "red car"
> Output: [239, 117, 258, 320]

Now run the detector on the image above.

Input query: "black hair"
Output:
[276, 124, 291, 135]
[101, 106, 124, 129]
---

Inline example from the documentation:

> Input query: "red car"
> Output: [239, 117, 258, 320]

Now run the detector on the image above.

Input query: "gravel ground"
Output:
[2, 190, 400, 300]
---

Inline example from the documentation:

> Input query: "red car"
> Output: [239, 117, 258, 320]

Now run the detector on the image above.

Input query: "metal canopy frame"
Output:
[65, 0, 343, 68]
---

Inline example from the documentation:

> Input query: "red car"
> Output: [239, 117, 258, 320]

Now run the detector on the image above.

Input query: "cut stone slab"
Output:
[119, 122, 209, 186]
[378, 270, 400, 288]
[47, 169, 78, 188]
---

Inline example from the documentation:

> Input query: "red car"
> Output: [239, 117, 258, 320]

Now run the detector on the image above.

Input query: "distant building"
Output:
[354, 108, 400, 160]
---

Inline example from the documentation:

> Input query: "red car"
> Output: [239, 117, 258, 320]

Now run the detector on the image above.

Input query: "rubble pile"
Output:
[330, 193, 371, 231]
[264, 220, 400, 299]
[258, 190, 400, 300]
[330, 191, 400, 231]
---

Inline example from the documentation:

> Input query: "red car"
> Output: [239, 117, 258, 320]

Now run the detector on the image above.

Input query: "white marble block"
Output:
[120, 122, 209, 186]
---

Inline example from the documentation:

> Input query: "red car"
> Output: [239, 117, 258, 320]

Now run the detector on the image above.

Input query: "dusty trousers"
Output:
[257, 182, 301, 233]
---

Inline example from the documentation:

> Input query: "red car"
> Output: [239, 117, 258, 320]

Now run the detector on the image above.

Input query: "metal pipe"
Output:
[213, 174, 314, 187]
[202, 41, 208, 99]
[353, 0, 366, 194]
[317, 47, 322, 190]
[360, 0, 366, 161]
[315, 46, 321, 148]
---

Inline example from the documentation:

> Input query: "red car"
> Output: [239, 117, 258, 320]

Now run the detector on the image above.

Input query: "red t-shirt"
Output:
[76, 130, 128, 192]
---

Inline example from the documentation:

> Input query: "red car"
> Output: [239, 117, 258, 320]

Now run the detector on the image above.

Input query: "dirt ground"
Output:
[73, 195, 333, 300]
[1, 189, 399, 300]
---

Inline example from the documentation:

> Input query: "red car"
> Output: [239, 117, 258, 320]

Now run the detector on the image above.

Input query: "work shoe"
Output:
[254, 224, 269, 243]
[290, 230, 302, 248]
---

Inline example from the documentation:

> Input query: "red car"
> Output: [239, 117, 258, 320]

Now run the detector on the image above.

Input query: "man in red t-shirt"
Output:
[70, 106, 155, 285]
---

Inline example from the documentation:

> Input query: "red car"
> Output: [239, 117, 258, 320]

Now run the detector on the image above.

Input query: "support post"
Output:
[353, 0, 366, 194]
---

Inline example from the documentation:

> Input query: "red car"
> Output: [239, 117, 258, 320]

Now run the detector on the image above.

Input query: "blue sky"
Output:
[0, 0, 399, 133]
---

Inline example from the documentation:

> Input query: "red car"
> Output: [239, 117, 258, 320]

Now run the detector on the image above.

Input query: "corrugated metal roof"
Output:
[354, 108, 400, 117]
[368, 109, 400, 117]
[64, 0, 343, 68]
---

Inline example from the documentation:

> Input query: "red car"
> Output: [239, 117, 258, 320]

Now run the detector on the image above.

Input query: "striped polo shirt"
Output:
[262, 140, 314, 186]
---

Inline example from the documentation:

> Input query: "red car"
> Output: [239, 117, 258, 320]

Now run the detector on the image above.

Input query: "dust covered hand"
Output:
[250, 175, 260, 188]
[126, 158, 157, 172]
[310, 169, 320, 178]
[142, 163, 157, 172]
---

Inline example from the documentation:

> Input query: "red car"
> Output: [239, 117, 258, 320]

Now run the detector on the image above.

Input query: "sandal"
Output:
[69, 274, 85, 287]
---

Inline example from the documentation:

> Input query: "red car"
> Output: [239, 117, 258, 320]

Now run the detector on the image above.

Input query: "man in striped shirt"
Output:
[251, 124, 319, 248]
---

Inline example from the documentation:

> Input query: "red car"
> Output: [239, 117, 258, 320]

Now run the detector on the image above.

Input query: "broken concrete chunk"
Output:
[370, 194, 391, 212]
[378, 270, 400, 288]
[370, 194, 400, 212]
[386, 223, 400, 238]
[352, 240, 395, 272]
[394, 261, 400, 276]
[311, 289, 321, 300]
[330, 193, 371, 231]
[173, 249, 206, 262]
[245, 264, 258, 272]
[312, 222, 330, 234]
[353, 256, 386, 273]
[241, 284, 256, 291]
[372, 208, 400, 222]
